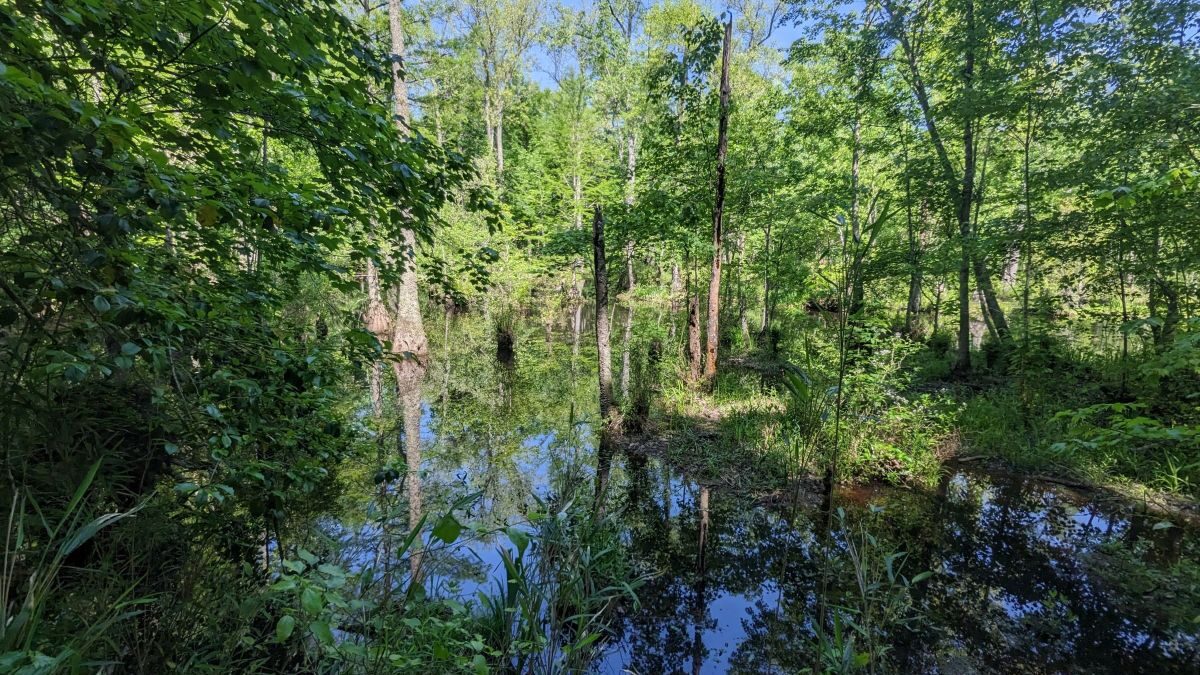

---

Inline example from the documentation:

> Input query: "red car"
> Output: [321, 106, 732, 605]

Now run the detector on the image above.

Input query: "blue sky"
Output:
[523, 0, 811, 89]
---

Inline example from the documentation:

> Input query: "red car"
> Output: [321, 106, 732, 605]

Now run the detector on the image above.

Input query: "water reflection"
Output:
[393, 358, 426, 584]
[330, 310, 1199, 673]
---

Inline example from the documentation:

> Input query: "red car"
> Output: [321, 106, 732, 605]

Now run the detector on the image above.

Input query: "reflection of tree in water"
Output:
[344, 312, 1198, 673]
[611, 462, 823, 674]
[899, 472, 1200, 672]
[393, 358, 426, 583]
[606, 460, 1199, 674]
[422, 312, 600, 518]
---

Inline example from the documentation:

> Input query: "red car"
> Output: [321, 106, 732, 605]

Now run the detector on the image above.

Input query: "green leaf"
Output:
[309, 620, 334, 645]
[275, 615, 295, 642]
[432, 513, 462, 544]
[301, 586, 323, 615]
[506, 527, 529, 556]
[120, 341, 141, 355]
[317, 563, 344, 577]
[92, 295, 111, 312]
[1152, 521, 1175, 531]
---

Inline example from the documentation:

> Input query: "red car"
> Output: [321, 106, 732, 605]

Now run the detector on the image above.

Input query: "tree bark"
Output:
[687, 294, 702, 383]
[593, 206, 615, 424]
[703, 19, 733, 381]
[388, 0, 428, 358]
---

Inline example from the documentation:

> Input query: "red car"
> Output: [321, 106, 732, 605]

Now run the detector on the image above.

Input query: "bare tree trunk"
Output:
[388, 0, 411, 126]
[593, 206, 615, 424]
[977, 290, 997, 340]
[973, 256, 1009, 339]
[388, 0, 428, 359]
[626, 132, 637, 205]
[703, 19, 733, 381]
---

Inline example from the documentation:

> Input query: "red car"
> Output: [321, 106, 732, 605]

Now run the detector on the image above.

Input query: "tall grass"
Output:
[1, 460, 148, 673]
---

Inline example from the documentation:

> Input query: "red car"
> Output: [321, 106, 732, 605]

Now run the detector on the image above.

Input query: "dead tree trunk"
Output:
[703, 19, 733, 381]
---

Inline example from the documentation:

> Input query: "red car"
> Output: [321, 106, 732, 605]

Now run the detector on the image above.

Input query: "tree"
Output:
[703, 18, 733, 380]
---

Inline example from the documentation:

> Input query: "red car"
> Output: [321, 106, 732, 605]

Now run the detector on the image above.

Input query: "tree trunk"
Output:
[687, 294, 702, 383]
[388, 0, 411, 127]
[388, 1, 428, 358]
[847, 112, 865, 317]
[969, 135, 1011, 341]
[972, 255, 1009, 339]
[736, 230, 749, 342]
[495, 100, 505, 181]
[885, 0, 986, 374]
[624, 240, 636, 292]
[703, 20, 733, 381]
[760, 219, 771, 339]
[904, 202, 923, 340]
[626, 131, 637, 205]
[593, 206, 615, 424]
[670, 263, 683, 313]
[484, 80, 494, 159]
[953, 0, 977, 374]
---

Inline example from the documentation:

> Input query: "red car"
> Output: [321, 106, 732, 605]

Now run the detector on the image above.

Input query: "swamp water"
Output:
[325, 312, 1199, 674]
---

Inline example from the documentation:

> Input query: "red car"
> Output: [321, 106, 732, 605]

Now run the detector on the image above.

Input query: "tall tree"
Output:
[389, 0, 430, 358]
[703, 18, 733, 380]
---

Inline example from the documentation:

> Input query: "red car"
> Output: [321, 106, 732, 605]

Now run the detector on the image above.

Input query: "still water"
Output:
[327, 311, 1199, 674]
